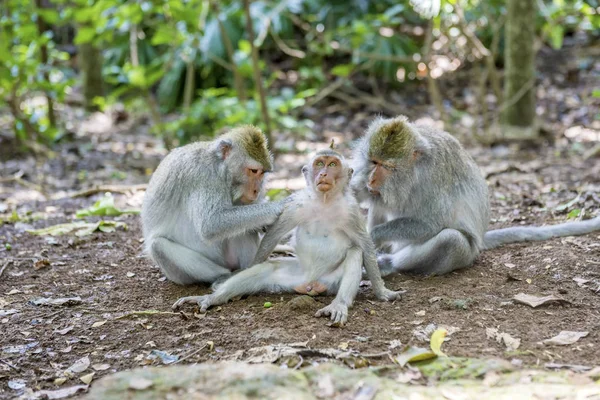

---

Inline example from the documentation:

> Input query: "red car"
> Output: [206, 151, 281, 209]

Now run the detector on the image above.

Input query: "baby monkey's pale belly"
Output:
[295, 222, 352, 280]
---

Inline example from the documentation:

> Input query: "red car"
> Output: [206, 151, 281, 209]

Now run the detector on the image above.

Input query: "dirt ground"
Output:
[1, 45, 600, 399]
[1, 128, 600, 398]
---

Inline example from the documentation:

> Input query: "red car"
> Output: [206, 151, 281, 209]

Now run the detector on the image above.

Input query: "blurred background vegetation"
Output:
[1, 0, 599, 153]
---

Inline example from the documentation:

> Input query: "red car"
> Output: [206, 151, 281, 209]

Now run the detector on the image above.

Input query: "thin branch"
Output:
[212, 1, 247, 102]
[0, 260, 14, 279]
[53, 184, 148, 199]
[271, 30, 305, 59]
[243, 0, 272, 144]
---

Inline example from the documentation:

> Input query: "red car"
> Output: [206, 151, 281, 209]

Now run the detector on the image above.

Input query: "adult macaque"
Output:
[351, 115, 600, 276]
[173, 147, 401, 324]
[142, 126, 284, 284]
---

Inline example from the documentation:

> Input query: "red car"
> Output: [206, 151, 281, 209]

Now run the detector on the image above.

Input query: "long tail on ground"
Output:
[483, 216, 600, 250]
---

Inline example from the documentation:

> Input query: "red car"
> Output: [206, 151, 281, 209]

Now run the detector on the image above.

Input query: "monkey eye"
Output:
[328, 162, 336, 167]
[250, 168, 259, 174]
[316, 161, 324, 167]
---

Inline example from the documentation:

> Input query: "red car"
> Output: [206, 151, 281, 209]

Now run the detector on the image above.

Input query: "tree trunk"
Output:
[78, 43, 104, 111]
[501, 0, 537, 140]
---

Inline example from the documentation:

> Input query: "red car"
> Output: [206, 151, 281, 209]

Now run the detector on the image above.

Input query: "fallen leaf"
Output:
[428, 296, 443, 303]
[543, 331, 588, 346]
[30, 297, 82, 306]
[0, 309, 19, 317]
[7, 289, 21, 295]
[126, 272, 135, 278]
[27, 220, 127, 237]
[60, 346, 72, 353]
[75, 193, 140, 218]
[8, 378, 26, 390]
[389, 339, 402, 349]
[55, 326, 74, 335]
[504, 263, 516, 269]
[149, 350, 179, 365]
[430, 328, 448, 357]
[526, 278, 532, 284]
[395, 346, 436, 366]
[64, 356, 90, 376]
[54, 377, 67, 386]
[513, 293, 568, 308]
[79, 372, 94, 385]
[486, 328, 520, 351]
[92, 363, 111, 371]
[32, 385, 88, 399]
[415, 310, 426, 316]
[91, 320, 107, 328]
[338, 342, 348, 350]
[545, 363, 592, 372]
[129, 377, 154, 390]
[573, 277, 590, 287]
[33, 259, 51, 270]
[207, 341, 214, 351]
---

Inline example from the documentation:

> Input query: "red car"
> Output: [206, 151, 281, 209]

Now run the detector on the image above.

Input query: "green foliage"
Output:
[75, 193, 140, 218]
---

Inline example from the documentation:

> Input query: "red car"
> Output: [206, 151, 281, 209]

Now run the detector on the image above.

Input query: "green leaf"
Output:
[555, 194, 580, 212]
[331, 64, 354, 77]
[38, 9, 60, 24]
[592, 89, 600, 98]
[430, 328, 448, 357]
[395, 346, 437, 367]
[75, 193, 140, 218]
[549, 25, 565, 50]
[238, 39, 251, 55]
[74, 27, 96, 45]
[127, 66, 147, 88]
[567, 209, 581, 219]
[27, 221, 127, 237]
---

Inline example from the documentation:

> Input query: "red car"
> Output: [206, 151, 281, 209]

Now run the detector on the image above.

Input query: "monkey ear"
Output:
[347, 168, 354, 178]
[301, 165, 309, 175]
[215, 139, 233, 160]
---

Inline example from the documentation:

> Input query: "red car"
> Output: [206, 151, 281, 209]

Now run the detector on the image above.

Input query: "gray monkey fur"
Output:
[142, 126, 284, 285]
[172, 149, 401, 324]
[351, 115, 600, 276]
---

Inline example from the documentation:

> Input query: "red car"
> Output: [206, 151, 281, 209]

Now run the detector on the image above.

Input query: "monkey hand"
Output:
[374, 287, 405, 302]
[172, 294, 216, 312]
[315, 301, 348, 324]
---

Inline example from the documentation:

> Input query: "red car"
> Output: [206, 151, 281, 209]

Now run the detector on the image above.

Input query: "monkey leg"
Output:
[173, 257, 307, 311]
[379, 229, 476, 276]
[315, 247, 362, 324]
[151, 237, 232, 285]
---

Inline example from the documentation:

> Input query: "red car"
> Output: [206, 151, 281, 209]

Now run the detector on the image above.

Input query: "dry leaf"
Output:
[30, 297, 82, 306]
[64, 356, 90, 376]
[395, 346, 436, 366]
[573, 277, 590, 287]
[91, 320, 107, 328]
[79, 372, 94, 385]
[513, 293, 568, 308]
[126, 272, 135, 278]
[338, 342, 348, 350]
[486, 328, 520, 351]
[543, 331, 589, 346]
[92, 363, 111, 371]
[32, 385, 88, 399]
[415, 310, 426, 316]
[54, 377, 67, 386]
[34, 259, 51, 270]
[55, 326, 74, 335]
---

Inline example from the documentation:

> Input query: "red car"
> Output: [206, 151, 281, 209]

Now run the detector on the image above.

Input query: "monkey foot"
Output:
[315, 301, 348, 324]
[375, 287, 406, 302]
[294, 281, 328, 296]
[172, 294, 215, 312]
[377, 255, 395, 277]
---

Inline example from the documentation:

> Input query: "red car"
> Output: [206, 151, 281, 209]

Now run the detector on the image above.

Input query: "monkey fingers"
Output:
[172, 295, 214, 312]
[294, 281, 328, 296]
[315, 302, 348, 324]
[374, 287, 406, 302]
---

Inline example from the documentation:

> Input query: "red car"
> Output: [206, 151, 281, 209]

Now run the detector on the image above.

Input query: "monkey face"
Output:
[367, 159, 394, 195]
[311, 155, 343, 193]
[239, 165, 266, 204]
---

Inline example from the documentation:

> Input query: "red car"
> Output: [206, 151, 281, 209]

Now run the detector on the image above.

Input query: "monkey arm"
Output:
[252, 206, 299, 264]
[192, 193, 284, 242]
[371, 217, 438, 245]
[348, 213, 403, 302]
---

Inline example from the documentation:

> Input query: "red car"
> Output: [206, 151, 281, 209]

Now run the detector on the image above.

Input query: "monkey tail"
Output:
[482, 216, 600, 250]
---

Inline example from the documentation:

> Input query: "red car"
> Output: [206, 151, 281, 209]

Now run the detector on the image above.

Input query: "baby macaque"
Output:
[173, 146, 401, 324]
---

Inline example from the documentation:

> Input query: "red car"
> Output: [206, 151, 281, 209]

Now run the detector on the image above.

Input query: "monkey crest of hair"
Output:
[329, 139, 335, 150]
[368, 115, 417, 160]
[225, 125, 272, 171]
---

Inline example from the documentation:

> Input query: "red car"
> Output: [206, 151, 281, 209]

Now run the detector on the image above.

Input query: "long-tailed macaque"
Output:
[141, 126, 284, 285]
[173, 148, 401, 324]
[351, 115, 600, 276]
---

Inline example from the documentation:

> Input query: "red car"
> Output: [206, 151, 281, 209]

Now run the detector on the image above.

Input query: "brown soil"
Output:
[1, 140, 599, 399]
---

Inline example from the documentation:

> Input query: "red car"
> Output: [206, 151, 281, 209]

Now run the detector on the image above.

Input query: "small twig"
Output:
[0, 358, 20, 371]
[293, 354, 304, 370]
[115, 310, 182, 319]
[271, 30, 305, 59]
[55, 184, 148, 199]
[0, 260, 14, 279]
[361, 351, 391, 358]
[173, 344, 208, 364]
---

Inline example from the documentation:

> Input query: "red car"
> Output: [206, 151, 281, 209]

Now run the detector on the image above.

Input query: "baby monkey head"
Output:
[214, 125, 273, 205]
[302, 148, 353, 196]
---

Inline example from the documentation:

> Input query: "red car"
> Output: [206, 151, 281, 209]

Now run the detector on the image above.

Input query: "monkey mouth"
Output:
[316, 181, 333, 192]
[367, 187, 381, 196]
